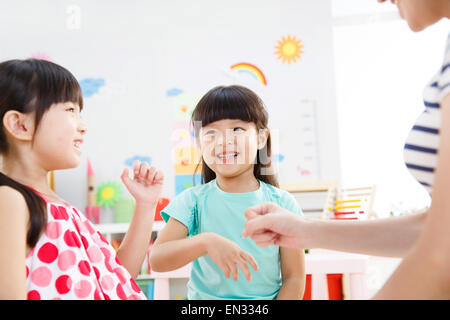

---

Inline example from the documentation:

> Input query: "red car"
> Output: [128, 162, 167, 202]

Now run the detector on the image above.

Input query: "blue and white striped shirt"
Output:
[404, 33, 450, 195]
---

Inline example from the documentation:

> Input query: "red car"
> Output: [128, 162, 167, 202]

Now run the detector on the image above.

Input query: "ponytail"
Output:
[0, 172, 47, 248]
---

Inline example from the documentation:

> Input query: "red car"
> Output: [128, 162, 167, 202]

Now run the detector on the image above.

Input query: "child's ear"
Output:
[2, 110, 35, 142]
[257, 128, 269, 150]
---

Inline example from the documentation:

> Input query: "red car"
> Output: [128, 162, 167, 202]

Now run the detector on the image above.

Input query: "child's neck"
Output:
[1, 154, 59, 201]
[215, 169, 260, 193]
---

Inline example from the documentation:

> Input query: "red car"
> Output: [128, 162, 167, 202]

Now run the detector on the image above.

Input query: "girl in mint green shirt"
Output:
[150, 85, 305, 300]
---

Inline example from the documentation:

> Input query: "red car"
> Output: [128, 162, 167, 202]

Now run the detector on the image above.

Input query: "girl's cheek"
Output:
[238, 134, 254, 149]
[201, 143, 216, 163]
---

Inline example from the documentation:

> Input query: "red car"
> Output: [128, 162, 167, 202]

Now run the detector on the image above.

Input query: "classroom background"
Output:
[0, 0, 448, 300]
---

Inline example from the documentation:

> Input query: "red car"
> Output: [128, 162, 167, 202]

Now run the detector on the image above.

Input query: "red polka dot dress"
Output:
[25, 197, 146, 300]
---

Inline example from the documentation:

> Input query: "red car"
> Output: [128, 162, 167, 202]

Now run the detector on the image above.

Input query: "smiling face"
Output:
[32, 101, 87, 170]
[191, 85, 279, 186]
[198, 118, 267, 179]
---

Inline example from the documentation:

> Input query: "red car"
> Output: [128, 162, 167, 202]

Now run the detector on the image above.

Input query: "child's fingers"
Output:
[228, 262, 239, 281]
[132, 160, 141, 176]
[221, 264, 231, 279]
[121, 167, 129, 180]
[235, 258, 251, 282]
[145, 166, 157, 185]
[120, 168, 132, 189]
[241, 252, 258, 272]
[153, 169, 164, 183]
[137, 162, 150, 181]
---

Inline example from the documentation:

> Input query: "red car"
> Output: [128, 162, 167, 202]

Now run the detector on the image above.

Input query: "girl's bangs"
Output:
[31, 59, 84, 111]
[192, 86, 259, 128]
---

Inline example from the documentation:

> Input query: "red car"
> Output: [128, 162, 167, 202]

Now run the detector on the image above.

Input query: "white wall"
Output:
[0, 0, 340, 210]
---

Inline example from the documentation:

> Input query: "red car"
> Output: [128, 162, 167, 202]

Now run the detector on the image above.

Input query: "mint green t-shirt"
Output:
[160, 179, 303, 300]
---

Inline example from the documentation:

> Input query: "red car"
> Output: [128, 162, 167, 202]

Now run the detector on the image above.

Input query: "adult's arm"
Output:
[306, 211, 426, 257]
[244, 204, 426, 258]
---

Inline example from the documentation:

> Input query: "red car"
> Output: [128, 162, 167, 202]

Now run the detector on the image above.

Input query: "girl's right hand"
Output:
[204, 233, 258, 281]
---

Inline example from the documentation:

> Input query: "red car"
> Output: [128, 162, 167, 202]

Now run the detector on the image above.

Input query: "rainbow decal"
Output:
[230, 63, 267, 86]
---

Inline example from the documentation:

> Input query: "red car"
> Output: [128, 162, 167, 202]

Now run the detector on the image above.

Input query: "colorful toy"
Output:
[325, 185, 378, 220]
[85, 159, 100, 224]
[155, 198, 170, 221]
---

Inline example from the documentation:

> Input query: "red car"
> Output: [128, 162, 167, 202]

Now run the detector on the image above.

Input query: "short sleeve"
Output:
[160, 188, 198, 236]
[278, 190, 303, 216]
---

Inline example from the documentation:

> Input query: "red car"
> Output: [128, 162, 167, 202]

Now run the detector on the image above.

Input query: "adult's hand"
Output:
[242, 202, 311, 249]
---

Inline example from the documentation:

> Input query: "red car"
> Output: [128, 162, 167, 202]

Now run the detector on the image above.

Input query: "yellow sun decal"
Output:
[275, 35, 304, 64]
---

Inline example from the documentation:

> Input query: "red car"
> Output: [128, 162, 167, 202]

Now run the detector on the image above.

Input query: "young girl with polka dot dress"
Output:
[0, 59, 164, 299]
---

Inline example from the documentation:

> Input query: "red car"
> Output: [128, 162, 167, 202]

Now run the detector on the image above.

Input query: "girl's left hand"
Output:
[120, 160, 164, 206]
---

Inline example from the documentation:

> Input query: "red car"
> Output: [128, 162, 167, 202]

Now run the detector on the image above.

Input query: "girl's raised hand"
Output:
[120, 160, 164, 206]
[204, 233, 258, 282]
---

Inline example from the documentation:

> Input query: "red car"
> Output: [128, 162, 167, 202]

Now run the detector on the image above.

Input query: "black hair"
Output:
[0, 59, 83, 247]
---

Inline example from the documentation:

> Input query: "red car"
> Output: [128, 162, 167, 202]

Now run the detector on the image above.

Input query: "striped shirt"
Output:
[404, 33, 450, 195]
